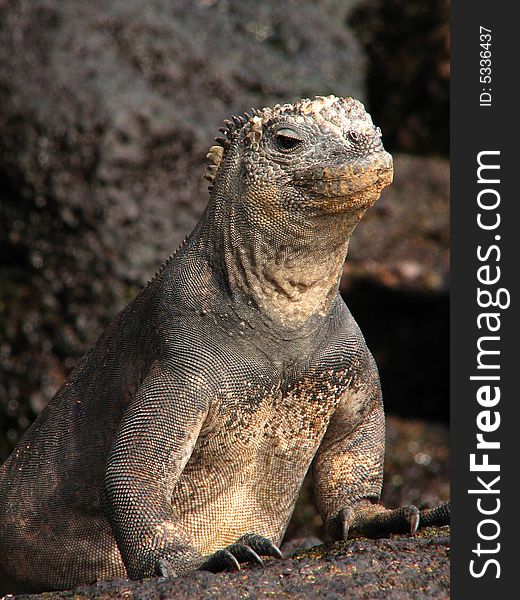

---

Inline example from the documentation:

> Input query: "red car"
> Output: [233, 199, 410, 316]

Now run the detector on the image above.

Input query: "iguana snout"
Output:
[292, 151, 393, 201]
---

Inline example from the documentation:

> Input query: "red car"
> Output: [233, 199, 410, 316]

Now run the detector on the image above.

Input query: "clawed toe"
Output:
[329, 503, 421, 540]
[387, 505, 420, 534]
[357, 504, 419, 537]
[226, 543, 264, 566]
[419, 502, 450, 528]
[200, 548, 241, 572]
[236, 533, 284, 559]
[199, 533, 283, 573]
[329, 500, 450, 542]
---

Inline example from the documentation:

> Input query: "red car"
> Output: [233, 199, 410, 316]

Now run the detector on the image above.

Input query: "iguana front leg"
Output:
[103, 365, 283, 578]
[313, 352, 449, 542]
[103, 368, 209, 578]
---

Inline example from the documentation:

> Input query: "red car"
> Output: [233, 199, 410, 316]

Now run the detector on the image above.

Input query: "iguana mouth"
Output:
[292, 151, 393, 199]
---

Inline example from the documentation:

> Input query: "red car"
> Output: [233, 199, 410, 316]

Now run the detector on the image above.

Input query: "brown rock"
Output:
[14, 528, 450, 599]
[343, 154, 449, 295]
[350, 0, 450, 156]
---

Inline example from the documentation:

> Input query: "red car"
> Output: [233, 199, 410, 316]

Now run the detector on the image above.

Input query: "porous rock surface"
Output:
[10, 527, 449, 600]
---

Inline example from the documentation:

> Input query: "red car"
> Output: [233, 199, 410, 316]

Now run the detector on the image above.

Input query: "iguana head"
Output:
[201, 96, 393, 329]
[205, 95, 393, 220]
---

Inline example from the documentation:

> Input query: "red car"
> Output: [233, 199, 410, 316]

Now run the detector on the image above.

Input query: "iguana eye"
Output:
[274, 128, 304, 152]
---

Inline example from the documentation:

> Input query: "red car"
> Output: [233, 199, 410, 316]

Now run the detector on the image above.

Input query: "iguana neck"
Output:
[192, 194, 363, 332]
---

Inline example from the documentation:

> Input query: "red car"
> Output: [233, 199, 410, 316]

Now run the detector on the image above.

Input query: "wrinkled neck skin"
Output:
[224, 203, 360, 330]
[194, 189, 366, 338]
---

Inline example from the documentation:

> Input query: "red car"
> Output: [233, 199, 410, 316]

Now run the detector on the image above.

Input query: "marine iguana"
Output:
[0, 96, 449, 594]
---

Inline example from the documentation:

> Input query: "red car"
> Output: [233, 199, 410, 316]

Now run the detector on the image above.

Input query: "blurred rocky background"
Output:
[0, 0, 449, 543]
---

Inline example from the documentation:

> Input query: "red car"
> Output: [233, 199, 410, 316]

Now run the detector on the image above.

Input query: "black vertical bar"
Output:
[452, 2, 518, 598]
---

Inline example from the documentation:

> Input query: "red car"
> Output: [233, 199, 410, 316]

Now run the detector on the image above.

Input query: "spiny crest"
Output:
[146, 235, 189, 285]
[203, 96, 363, 187]
[203, 145, 224, 184]
[203, 109, 261, 186]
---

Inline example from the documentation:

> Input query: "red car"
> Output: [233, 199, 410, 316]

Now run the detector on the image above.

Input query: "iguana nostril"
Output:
[347, 131, 374, 148]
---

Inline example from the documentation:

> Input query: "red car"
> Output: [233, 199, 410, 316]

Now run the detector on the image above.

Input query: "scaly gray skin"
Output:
[0, 96, 449, 594]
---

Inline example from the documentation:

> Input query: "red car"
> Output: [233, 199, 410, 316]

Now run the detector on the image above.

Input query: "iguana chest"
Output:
[171, 364, 352, 552]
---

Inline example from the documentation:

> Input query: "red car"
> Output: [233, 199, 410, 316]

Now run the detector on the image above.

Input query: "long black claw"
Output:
[237, 533, 284, 559]
[228, 543, 264, 566]
[386, 505, 420, 534]
[269, 544, 284, 560]
[200, 549, 241, 573]
[419, 502, 450, 528]
[223, 549, 241, 571]
[348, 504, 420, 538]
[199, 534, 284, 574]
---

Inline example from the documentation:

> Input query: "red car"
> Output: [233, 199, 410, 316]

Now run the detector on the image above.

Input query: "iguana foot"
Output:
[327, 502, 420, 540]
[418, 501, 450, 529]
[327, 501, 450, 541]
[199, 534, 283, 573]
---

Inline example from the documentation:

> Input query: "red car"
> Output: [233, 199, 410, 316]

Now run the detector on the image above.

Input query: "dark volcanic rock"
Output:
[0, 0, 366, 459]
[350, 0, 450, 156]
[344, 153, 449, 295]
[14, 528, 449, 599]
[343, 153, 449, 420]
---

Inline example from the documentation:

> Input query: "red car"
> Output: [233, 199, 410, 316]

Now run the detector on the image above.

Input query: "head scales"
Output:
[203, 95, 367, 188]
